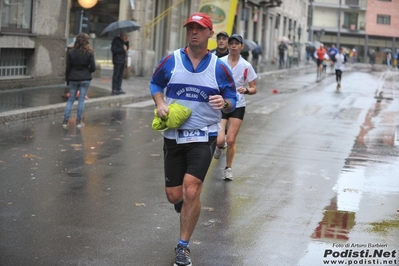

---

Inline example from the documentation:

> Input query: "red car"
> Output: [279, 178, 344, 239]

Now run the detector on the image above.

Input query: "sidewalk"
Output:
[0, 61, 311, 124]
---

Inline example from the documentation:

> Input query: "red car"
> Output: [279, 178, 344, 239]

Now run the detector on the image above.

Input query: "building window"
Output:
[275, 14, 280, 29]
[0, 49, 29, 77]
[342, 12, 358, 29]
[1, 0, 33, 33]
[377, 15, 390, 25]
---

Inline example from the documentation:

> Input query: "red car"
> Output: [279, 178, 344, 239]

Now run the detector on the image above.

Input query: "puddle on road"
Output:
[300, 94, 399, 265]
[311, 198, 356, 242]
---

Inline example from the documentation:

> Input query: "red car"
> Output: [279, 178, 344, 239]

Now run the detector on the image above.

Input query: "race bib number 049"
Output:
[176, 128, 209, 144]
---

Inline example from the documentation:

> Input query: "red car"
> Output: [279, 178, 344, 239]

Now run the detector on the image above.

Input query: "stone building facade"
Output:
[0, 0, 69, 90]
[0, 0, 309, 90]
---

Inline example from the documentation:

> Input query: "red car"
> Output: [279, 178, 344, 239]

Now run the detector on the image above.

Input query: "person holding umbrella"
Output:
[111, 32, 129, 95]
[278, 41, 287, 68]
[251, 41, 262, 67]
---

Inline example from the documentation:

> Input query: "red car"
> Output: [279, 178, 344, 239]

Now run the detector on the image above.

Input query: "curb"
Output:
[0, 94, 151, 124]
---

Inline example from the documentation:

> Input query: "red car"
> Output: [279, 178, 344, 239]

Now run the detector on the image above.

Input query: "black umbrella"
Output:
[101, 20, 141, 37]
[242, 39, 258, 52]
[305, 41, 315, 47]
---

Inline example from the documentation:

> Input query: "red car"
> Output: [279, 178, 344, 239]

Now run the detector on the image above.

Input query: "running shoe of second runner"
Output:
[223, 167, 233, 181]
[174, 244, 192, 266]
[214, 147, 223, 159]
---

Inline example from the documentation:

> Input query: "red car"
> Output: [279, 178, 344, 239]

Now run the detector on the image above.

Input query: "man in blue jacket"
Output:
[111, 32, 129, 95]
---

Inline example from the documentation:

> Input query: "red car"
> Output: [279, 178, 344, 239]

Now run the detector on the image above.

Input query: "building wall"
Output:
[366, 0, 399, 37]
[313, 7, 339, 28]
[0, 0, 68, 90]
[270, 0, 308, 61]
[1, 0, 310, 90]
[122, 0, 308, 74]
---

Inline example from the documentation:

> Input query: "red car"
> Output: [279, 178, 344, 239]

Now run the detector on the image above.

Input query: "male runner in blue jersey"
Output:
[149, 12, 237, 266]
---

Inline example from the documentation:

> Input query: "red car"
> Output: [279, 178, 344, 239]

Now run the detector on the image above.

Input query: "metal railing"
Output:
[0, 49, 28, 77]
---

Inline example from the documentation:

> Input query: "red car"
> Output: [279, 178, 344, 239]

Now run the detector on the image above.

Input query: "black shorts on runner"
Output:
[221, 106, 246, 120]
[163, 136, 217, 187]
[316, 59, 323, 67]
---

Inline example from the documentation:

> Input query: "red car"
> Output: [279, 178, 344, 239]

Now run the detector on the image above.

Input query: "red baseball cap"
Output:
[184, 12, 213, 30]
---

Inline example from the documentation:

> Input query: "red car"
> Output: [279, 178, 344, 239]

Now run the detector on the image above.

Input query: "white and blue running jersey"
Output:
[220, 55, 257, 108]
[150, 48, 237, 140]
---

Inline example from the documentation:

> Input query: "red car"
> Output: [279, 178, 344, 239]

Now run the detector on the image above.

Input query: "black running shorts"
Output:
[163, 136, 217, 187]
[222, 106, 245, 120]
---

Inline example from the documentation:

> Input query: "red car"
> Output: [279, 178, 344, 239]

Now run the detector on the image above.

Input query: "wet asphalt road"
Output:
[0, 67, 398, 266]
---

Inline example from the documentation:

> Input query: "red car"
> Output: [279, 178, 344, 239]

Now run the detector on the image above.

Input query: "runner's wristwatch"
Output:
[223, 100, 228, 109]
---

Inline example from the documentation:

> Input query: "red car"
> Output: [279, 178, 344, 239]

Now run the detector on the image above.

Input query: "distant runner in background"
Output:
[314, 43, 326, 79]
[334, 47, 346, 90]
[328, 44, 338, 71]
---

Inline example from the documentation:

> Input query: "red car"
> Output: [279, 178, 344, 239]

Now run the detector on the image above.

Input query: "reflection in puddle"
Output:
[333, 168, 364, 212]
[301, 95, 399, 265]
[312, 201, 356, 242]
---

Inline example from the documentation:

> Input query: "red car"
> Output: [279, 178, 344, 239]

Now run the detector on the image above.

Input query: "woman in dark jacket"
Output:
[63, 32, 96, 128]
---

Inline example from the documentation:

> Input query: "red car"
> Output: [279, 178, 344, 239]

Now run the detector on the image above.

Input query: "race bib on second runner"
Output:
[176, 127, 209, 144]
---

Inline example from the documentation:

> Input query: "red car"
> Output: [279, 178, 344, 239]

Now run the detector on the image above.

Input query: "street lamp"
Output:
[337, 0, 342, 48]
[77, 0, 98, 33]
[78, 0, 98, 9]
[297, 26, 302, 42]
[317, 28, 325, 41]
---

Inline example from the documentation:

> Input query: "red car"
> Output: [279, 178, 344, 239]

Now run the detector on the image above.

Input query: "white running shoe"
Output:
[223, 141, 227, 149]
[214, 147, 223, 159]
[223, 167, 233, 181]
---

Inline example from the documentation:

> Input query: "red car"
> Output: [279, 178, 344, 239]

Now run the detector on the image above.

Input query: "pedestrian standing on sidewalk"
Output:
[210, 31, 229, 58]
[306, 45, 312, 63]
[278, 41, 287, 69]
[63, 32, 96, 128]
[334, 47, 346, 90]
[214, 34, 257, 181]
[386, 52, 392, 66]
[149, 12, 237, 266]
[369, 49, 376, 67]
[286, 43, 293, 68]
[251, 41, 262, 67]
[111, 32, 129, 95]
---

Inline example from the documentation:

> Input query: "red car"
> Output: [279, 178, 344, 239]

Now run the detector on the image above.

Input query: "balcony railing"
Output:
[345, 0, 359, 6]
[314, 0, 367, 8]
